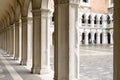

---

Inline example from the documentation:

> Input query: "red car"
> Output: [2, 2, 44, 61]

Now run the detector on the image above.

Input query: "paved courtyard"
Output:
[80, 45, 113, 80]
[0, 45, 113, 80]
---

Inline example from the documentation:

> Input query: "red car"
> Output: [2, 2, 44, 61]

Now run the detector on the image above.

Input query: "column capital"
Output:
[31, 9, 41, 18]
[41, 9, 52, 18]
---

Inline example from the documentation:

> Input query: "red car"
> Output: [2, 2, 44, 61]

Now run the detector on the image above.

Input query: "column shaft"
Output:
[31, 10, 41, 74]
[85, 33, 88, 45]
[54, 2, 79, 80]
[97, 33, 100, 44]
[14, 21, 19, 59]
[20, 17, 27, 65]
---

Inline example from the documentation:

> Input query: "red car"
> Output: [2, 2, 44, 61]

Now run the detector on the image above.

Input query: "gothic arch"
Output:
[82, 14, 86, 24]
[107, 15, 111, 25]
[88, 15, 91, 24]
[82, 32, 85, 44]
[88, 32, 92, 44]
[94, 33, 97, 44]
[100, 15, 103, 25]
[94, 15, 98, 25]
[107, 32, 111, 44]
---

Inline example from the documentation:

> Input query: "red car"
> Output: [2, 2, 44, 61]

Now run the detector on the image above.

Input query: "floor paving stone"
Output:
[80, 45, 113, 80]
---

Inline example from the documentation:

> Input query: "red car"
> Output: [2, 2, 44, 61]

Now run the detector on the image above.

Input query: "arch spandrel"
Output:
[31, 0, 41, 9]
[15, 5, 21, 21]
[21, 0, 30, 17]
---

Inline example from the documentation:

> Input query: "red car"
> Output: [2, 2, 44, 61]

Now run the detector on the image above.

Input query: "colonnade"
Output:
[78, 12, 113, 45]
[79, 30, 113, 45]
[0, 0, 80, 80]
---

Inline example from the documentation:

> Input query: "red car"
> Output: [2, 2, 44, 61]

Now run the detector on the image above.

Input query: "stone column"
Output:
[6, 27, 10, 54]
[102, 32, 107, 44]
[54, 2, 79, 80]
[2, 32, 4, 49]
[19, 20, 22, 63]
[97, 19, 100, 28]
[85, 33, 88, 45]
[110, 32, 113, 44]
[79, 32, 82, 45]
[114, 0, 120, 79]
[27, 17, 33, 69]
[6, 28, 10, 53]
[97, 33, 100, 44]
[91, 32, 95, 44]
[91, 17, 94, 28]
[78, 13, 82, 27]
[40, 9, 52, 75]
[9, 25, 14, 56]
[103, 15, 107, 28]
[20, 17, 27, 65]
[31, 10, 41, 74]
[12, 25, 15, 56]
[3, 31, 6, 49]
[14, 21, 19, 60]
[86, 17, 88, 27]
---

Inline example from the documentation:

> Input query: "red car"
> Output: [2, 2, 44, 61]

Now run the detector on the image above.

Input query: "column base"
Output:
[40, 68, 54, 80]
[40, 68, 53, 74]
[26, 60, 32, 70]
[31, 67, 41, 74]
[14, 56, 19, 60]
[20, 60, 27, 65]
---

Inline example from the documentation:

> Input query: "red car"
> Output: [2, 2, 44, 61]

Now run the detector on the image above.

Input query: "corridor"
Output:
[0, 49, 42, 80]
[0, 45, 113, 80]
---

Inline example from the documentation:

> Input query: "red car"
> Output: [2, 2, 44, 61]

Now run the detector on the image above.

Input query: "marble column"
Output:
[31, 10, 41, 74]
[27, 17, 33, 69]
[91, 18, 94, 28]
[102, 32, 107, 44]
[9, 26, 14, 56]
[20, 17, 27, 65]
[79, 33, 82, 45]
[103, 15, 107, 28]
[14, 21, 19, 60]
[11, 25, 15, 56]
[6, 28, 10, 53]
[19, 20, 22, 63]
[40, 9, 52, 75]
[97, 33, 100, 44]
[110, 32, 113, 44]
[54, 2, 79, 80]
[85, 33, 89, 45]
[91, 33, 95, 44]
[3, 31, 6, 49]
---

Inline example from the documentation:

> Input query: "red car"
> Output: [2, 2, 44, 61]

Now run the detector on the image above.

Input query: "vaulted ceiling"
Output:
[0, 0, 24, 28]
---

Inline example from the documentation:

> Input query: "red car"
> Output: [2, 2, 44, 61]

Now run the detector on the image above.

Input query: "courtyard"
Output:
[80, 45, 113, 80]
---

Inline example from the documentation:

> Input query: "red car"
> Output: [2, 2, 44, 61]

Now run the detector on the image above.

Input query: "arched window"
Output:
[100, 16, 103, 25]
[107, 15, 110, 24]
[88, 15, 91, 24]
[82, 14, 86, 23]
[52, 12, 54, 22]
[94, 16, 97, 24]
